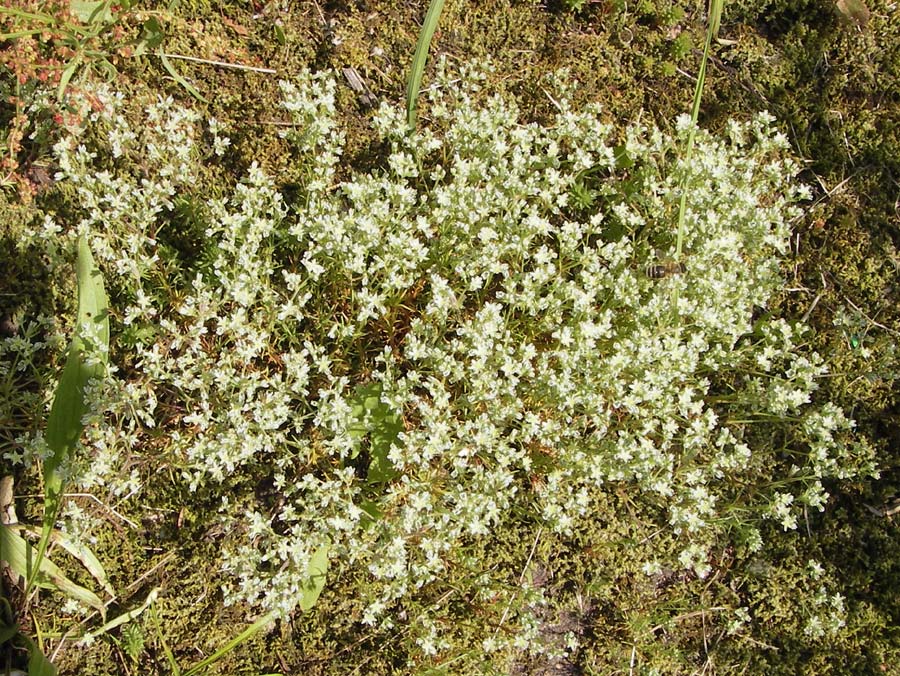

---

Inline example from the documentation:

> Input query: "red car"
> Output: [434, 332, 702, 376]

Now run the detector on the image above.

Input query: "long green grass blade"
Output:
[405, 0, 446, 128]
[82, 588, 160, 642]
[17, 523, 113, 597]
[0, 8, 57, 23]
[674, 0, 723, 259]
[28, 235, 108, 598]
[0, 29, 46, 39]
[158, 51, 209, 103]
[1, 525, 105, 614]
[182, 611, 277, 676]
[151, 603, 182, 676]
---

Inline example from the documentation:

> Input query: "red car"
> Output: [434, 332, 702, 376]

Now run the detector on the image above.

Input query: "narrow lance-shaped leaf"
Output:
[158, 51, 209, 103]
[28, 235, 108, 596]
[708, 0, 723, 38]
[406, 0, 446, 128]
[181, 610, 278, 676]
[674, 0, 724, 260]
[82, 588, 160, 642]
[16, 523, 113, 598]
[44, 235, 109, 495]
[1, 525, 106, 615]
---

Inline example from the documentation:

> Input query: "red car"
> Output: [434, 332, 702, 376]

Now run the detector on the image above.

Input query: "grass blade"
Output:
[151, 602, 182, 676]
[1, 525, 105, 615]
[674, 0, 724, 260]
[182, 611, 277, 676]
[16, 524, 113, 598]
[158, 51, 209, 103]
[405, 0, 446, 128]
[28, 235, 108, 598]
[82, 588, 160, 642]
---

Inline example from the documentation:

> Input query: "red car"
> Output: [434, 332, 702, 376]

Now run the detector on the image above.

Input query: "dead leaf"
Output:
[222, 16, 250, 36]
[836, 0, 871, 27]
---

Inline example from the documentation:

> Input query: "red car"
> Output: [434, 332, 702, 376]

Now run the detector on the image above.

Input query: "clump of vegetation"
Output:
[1, 0, 898, 673]
[1, 56, 879, 670]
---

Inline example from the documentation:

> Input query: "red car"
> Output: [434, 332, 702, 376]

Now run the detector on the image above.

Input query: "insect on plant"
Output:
[646, 259, 687, 279]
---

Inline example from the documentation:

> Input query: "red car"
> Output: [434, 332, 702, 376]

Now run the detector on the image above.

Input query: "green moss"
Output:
[1, 1, 897, 674]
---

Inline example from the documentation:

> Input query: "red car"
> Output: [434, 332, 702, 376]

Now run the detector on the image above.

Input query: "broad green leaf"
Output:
[1, 525, 106, 615]
[69, 0, 113, 24]
[300, 543, 329, 612]
[24, 633, 57, 676]
[405, 0, 446, 128]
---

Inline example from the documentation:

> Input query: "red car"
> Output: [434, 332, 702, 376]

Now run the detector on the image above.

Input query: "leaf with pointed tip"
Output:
[45, 235, 109, 498]
[57, 54, 82, 102]
[30, 235, 108, 598]
[406, 0, 446, 128]
[1, 525, 106, 616]
[158, 51, 209, 103]
[300, 543, 329, 612]
[17, 524, 113, 598]
[82, 588, 160, 642]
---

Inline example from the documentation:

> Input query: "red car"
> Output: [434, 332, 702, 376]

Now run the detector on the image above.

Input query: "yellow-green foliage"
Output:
[1, 1, 897, 674]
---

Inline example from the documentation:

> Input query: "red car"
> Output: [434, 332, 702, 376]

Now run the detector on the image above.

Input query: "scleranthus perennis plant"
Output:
[14, 61, 877, 663]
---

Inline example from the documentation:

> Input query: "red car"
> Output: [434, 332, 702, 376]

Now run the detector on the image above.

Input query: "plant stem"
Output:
[674, 0, 722, 260]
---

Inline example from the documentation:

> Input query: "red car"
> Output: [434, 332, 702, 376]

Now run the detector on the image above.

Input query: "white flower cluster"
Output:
[14, 64, 876, 658]
[803, 559, 847, 639]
